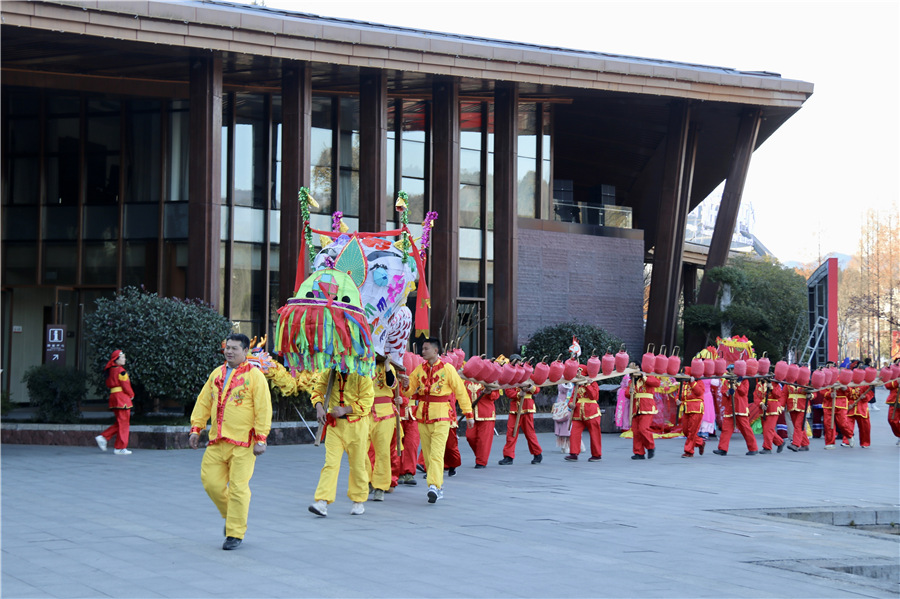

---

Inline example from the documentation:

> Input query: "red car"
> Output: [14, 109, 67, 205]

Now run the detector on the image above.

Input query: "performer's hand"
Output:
[188, 433, 199, 450]
[398, 373, 409, 386]
[393, 395, 403, 406]
[315, 403, 327, 425]
[330, 405, 350, 418]
[253, 443, 266, 456]
[466, 417, 475, 428]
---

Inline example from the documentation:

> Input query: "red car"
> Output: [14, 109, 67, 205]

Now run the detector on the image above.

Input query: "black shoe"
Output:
[448, 467, 457, 476]
[531, 454, 542, 464]
[223, 536, 242, 550]
[498, 456, 514, 465]
[787, 444, 799, 452]
[798, 446, 809, 452]
[588, 456, 602, 462]
[403, 475, 417, 486]
[759, 449, 772, 454]
[416, 464, 426, 473]
[564, 454, 578, 461]
[713, 449, 727, 456]
[746, 450, 759, 455]
[631, 454, 645, 460]
[474, 464, 486, 469]
[776, 443, 785, 453]
[698, 444, 705, 456]
[647, 448, 655, 460]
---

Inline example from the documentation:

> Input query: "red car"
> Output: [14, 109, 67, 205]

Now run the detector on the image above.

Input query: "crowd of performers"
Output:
[304, 344, 900, 517]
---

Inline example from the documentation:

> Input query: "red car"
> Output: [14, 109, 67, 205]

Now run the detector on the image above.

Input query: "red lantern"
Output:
[851, 368, 865, 385]
[714, 357, 727, 376]
[880, 366, 892, 382]
[498, 363, 516, 386]
[519, 362, 534, 385]
[667, 347, 682, 376]
[824, 368, 835, 386]
[615, 346, 629, 372]
[654, 353, 668, 376]
[563, 357, 580, 381]
[785, 363, 799, 384]
[864, 367, 877, 383]
[758, 355, 771, 376]
[548, 358, 565, 383]
[811, 370, 825, 389]
[704, 359, 716, 377]
[588, 353, 604, 378]
[531, 361, 550, 386]
[892, 364, 900, 380]
[838, 369, 853, 386]
[797, 365, 811, 386]
[733, 360, 747, 377]
[691, 357, 705, 378]
[774, 361, 788, 381]
[641, 344, 656, 373]
[462, 355, 484, 380]
[745, 357, 759, 376]
[600, 351, 614, 377]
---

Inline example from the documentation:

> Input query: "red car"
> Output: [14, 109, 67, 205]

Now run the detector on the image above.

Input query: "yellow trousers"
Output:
[315, 417, 370, 504]
[369, 416, 396, 492]
[200, 442, 257, 540]
[418, 420, 450, 489]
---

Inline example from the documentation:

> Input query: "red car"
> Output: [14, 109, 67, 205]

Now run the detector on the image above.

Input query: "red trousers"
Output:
[848, 415, 871, 447]
[571, 417, 602, 457]
[823, 407, 853, 445]
[682, 412, 704, 455]
[889, 404, 900, 439]
[718, 415, 758, 452]
[502, 413, 542, 458]
[631, 413, 653, 456]
[101, 408, 131, 450]
[398, 419, 419, 476]
[761, 414, 785, 450]
[789, 411, 809, 447]
[465, 420, 495, 466]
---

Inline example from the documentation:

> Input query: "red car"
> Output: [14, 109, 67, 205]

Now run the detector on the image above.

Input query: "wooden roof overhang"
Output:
[1, 0, 813, 257]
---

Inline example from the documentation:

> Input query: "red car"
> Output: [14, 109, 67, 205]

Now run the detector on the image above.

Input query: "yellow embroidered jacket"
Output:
[191, 361, 272, 447]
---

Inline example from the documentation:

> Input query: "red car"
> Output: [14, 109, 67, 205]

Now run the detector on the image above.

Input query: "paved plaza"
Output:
[2, 392, 898, 598]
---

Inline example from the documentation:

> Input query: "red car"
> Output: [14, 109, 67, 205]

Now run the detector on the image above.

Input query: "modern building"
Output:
[1, 0, 813, 402]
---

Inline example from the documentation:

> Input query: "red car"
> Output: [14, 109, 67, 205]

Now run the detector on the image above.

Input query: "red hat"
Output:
[683, 366, 691, 376]
[104, 349, 122, 370]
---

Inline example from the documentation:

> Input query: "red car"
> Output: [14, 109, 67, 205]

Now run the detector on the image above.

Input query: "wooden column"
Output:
[696, 108, 762, 306]
[279, 63, 311, 303]
[493, 81, 519, 356]
[359, 68, 387, 233]
[645, 101, 690, 349]
[187, 52, 222, 305]
[430, 76, 459, 342]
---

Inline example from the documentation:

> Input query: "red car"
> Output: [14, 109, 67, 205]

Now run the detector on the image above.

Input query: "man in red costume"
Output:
[395, 386, 419, 485]
[564, 366, 602, 462]
[885, 365, 900, 444]
[784, 383, 810, 451]
[95, 349, 135, 455]
[465, 381, 499, 468]
[822, 385, 855, 449]
[403, 338, 473, 503]
[498, 366, 542, 465]
[713, 367, 759, 456]
[628, 370, 660, 459]
[846, 385, 873, 448]
[677, 370, 705, 458]
[756, 380, 786, 454]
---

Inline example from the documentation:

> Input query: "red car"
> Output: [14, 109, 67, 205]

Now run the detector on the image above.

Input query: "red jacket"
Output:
[505, 387, 536, 413]
[106, 365, 134, 409]
[628, 376, 660, 416]
[755, 382, 784, 416]
[570, 381, 601, 420]
[721, 378, 750, 417]
[681, 380, 705, 414]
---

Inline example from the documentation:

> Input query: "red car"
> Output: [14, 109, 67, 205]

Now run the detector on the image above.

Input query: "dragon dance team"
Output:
[184, 333, 900, 550]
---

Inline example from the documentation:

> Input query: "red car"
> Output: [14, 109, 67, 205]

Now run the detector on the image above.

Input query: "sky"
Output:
[244, 0, 899, 265]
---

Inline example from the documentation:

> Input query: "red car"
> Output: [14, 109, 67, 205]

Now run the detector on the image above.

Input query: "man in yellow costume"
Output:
[369, 357, 402, 501]
[403, 337, 473, 503]
[308, 367, 375, 517]
[190, 333, 272, 551]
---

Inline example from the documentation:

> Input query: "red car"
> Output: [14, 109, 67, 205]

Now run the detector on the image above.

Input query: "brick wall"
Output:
[517, 227, 645, 356]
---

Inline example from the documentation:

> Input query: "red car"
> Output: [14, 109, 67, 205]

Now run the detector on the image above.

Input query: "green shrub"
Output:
[1, 389, 14, 417]
[522, 321, 623, 363]
[83, 287, 233, 411]
[22, 365, 86, 423]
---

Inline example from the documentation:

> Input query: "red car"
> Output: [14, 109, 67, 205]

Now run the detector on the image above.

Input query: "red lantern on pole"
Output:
[641, 344, 656, 374]
[615, 345, 630, 373]
[811, 370, 825, 389]
[774, 360, 789, 381]
[757, 354, 771, 376]
[797, 365, 811, 386]
[600, 350, 614, 377]
[531, 360, 550, 386]
[745, 357, 759, 376]
[733, 360, 747, 377]
[548, 357, 565, 383]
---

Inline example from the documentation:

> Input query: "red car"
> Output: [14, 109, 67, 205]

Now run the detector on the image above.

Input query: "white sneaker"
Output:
[824, 444, 836, 450]
[427, 485, 442, 503]
[350, 502, 365, 515]
[372, 489, 384, 502]
[308, 500, 327, 517]
[848, 437, 855, 447]
[113, 448, 131, 455]
[95, 435, 107, 452]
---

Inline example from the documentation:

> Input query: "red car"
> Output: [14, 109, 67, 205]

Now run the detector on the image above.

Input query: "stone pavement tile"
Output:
[37, 581, 109, 598]
[0, 578, 48, 598]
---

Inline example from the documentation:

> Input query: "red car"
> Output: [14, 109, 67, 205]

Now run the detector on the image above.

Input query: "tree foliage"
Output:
[22, 365, 87, 423]
[522, 321, 623, 363]
[685, 257, 807, 359]
[83, 287, 233, 411]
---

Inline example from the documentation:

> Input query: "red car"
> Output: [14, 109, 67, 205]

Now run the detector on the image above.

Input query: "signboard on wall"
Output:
[44, 324, 67, 366]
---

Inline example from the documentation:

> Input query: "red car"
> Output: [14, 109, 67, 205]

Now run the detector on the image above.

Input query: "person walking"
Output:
[95, 349, 135, 455]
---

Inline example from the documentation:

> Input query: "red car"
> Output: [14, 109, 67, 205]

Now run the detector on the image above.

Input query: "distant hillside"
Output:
[783, 253, 853, 270]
